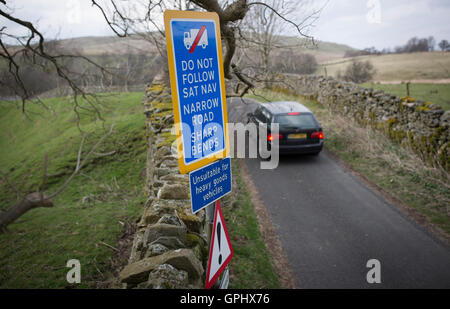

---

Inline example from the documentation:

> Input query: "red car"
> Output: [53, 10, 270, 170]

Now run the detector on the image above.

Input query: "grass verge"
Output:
[247, 89, 450, 239]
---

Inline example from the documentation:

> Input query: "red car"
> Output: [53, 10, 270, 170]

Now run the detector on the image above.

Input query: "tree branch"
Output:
[47, 124, 115, 199]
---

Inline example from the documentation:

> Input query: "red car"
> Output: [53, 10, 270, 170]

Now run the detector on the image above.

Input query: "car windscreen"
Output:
[274, 113, 317, 129]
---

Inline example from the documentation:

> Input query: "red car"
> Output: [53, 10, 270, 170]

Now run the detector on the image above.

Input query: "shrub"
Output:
[339, 59, 376, 83]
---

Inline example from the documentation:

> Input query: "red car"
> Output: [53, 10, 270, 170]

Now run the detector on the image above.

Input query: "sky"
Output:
[311, 0, 450, 49]
[1, 0, 450, 50]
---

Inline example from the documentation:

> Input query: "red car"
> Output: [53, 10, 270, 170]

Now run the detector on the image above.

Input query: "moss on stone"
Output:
[147, 84, 166, 94]
[186, 233, 207, 264]
[391, 129, 407, 142]
[152, 101, 173, 111]
[185, 233, 202, 247]
[401, 96, 416, 103]
[153, 110, 173, 119]
[387, 117, 398, 125]
[417, 105, 431, 112]
[177, 210, 202, 232]
[375, 122, 386, 130]
[157, 131, 176, 148]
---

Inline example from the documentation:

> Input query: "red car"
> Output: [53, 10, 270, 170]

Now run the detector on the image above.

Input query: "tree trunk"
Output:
[152, 47, 170, 88]
[0, 192, 53, 232]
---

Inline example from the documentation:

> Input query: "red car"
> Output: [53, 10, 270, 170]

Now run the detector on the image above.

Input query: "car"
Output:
[247, 101, 324, 155]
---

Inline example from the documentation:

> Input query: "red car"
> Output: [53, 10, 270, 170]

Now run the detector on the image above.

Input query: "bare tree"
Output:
[1, 0, 325, 108]
[237, 0, 324, 88]
[0, 1, 111, 119]
[339, 59, 376, 84]
[240, 0, 292, 87]
[275, 50, 318, 75]
[91, 0, 323, 97]
[438, 39, 450, 52]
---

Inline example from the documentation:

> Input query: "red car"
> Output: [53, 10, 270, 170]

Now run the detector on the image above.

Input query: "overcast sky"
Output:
[2, 0, 450, 50]
[312, 0, 450, 49]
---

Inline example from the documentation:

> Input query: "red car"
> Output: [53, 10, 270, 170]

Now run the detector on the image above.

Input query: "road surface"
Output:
[227, 97, 450, 289]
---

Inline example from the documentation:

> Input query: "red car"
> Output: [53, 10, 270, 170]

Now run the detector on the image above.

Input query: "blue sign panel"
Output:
[169, 18, 227, 169]
[189, 157, 232, 214]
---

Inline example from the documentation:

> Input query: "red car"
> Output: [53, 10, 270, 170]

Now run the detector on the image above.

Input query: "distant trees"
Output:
[345, 35, 445, 58]
[337, 59, 375, 83]
[438, 40, 450, 52]
[344, 47, 380, 58]
[275, 51, 318, 75]
[400, 36, 434, 53]
[235, 0, 320, 89]
[0, 40, 78, 99]
[0, 50, 157, 99]
[0, 63, 57, 98]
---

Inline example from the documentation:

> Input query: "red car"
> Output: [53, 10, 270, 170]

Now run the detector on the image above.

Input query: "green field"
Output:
[0, 93, 148, 288]
[319, 52, 450, 81]
[360, 83, 450, 110]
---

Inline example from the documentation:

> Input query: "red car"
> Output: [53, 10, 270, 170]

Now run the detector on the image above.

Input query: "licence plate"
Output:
[289, 133, 307, 139]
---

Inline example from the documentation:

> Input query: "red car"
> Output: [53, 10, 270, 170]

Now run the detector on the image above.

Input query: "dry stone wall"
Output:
[118, 79, 208, 289]
[273, 75, 449, 170]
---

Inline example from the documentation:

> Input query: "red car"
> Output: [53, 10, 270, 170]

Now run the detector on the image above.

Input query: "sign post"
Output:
[164, 10, 233, 289]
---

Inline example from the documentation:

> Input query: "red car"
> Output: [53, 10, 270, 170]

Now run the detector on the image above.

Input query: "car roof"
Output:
[261, 101, 312, 114]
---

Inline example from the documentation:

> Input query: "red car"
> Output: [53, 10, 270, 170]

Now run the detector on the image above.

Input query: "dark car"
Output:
[247, 101, 324, 155]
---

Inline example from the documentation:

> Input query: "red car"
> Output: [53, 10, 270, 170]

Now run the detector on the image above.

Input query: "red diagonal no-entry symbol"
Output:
[189, 25, 206, 53]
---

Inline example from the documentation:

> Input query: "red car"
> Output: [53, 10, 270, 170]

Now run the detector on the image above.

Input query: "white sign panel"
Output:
[205, 201, 233, 289]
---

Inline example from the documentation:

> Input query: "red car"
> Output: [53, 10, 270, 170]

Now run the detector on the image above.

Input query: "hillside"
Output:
[266, 35, 355, 63]
[303, 40, 357, 63]
[57, 35, 158, 55]
[54, 34, 355, 63]
[318, 52, 450, 81]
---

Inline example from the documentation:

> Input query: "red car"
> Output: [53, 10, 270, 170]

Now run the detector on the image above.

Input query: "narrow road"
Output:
[227, 97, 450, 289]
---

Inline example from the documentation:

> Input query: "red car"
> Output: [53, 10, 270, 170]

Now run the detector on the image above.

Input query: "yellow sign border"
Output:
[164, 10, 230, 174]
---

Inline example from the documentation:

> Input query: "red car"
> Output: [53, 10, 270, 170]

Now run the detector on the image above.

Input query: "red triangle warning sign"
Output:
[205, 200, 233, 289]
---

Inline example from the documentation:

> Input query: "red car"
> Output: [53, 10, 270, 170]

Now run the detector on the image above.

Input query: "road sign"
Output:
[164, 10, 229, 174]
[189, 157, 232, 214]
[205, 201, 233, 289]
